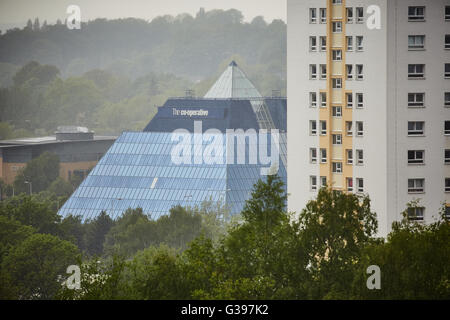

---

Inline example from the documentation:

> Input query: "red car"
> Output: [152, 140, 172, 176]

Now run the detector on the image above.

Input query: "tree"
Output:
[59, 214, 85, 250]
[47, 177, 73, 197]
[352, 204, 450, 300]
[0, 233, 80, 299]
[0, 193, 61, 235]
[0, 216, 35, 264]
[103, 208, 156, 257]
[128, 245, 185, 299]
[25, 19, 33, 30]
[84, 211, 114, 256]
[155, 205, 202, 250]
[298, 187, 378, 299]
[33, 18, 40, 31]
[13, 151, 60, 194]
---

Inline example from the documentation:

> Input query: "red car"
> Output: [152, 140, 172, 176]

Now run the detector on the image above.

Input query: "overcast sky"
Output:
[0, 0, 287, 29]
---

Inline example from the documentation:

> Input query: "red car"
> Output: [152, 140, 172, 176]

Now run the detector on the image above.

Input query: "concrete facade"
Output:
[288, 0, 450, 237]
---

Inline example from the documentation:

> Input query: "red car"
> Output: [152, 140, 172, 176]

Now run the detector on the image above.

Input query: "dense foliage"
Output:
[0, 10, 286, 137]
[0, 174, 448, 300]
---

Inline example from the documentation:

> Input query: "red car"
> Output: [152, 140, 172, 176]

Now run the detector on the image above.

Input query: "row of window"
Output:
[310, 147, 363, 165]
[408, 93, 450, 108]
[309, 92, 363, 108]
[309, 120, 364, 137]
[309, 7, 364, 24]
[408, 35, 450, 50]
[407, 150, 450, 165]
[310, 176, 450, 197]
[309, 92, 449, 109]
[309, 36, 364, 52]
[309, 63, 364, 80]
[310, 175, 364, 193]
[408, 178, 450, 193]
[309, 6, 450, 25]
[407, 64, 450, 79]
[408, 6, 450, 22]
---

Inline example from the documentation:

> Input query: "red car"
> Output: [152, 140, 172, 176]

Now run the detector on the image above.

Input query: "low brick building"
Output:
[0, 127, 116, 184]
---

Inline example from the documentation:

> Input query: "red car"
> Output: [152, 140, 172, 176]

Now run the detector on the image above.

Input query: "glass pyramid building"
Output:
[59, 61, 287, 220]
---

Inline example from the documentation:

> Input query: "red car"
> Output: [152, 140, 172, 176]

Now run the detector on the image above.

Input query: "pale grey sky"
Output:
[0, 0, 286, 29]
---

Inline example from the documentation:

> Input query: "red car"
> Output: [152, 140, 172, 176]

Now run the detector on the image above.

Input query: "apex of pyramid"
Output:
[204, 61, 262, 99]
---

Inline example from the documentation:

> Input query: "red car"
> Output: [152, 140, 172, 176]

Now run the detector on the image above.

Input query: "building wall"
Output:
[0, 139, 115, 185]
[386, 0, 450, 227]
[287, 0, 449, 237]
[59, 161, 99, 181]
[287, 0, 325, 215]
[1, 162, 27, 184]
[346, 0, 389, 235]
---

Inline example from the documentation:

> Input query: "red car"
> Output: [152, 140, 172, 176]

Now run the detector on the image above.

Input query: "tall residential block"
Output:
[288, 0, 450, 236]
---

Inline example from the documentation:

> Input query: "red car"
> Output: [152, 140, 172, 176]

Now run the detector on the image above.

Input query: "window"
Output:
[346, 177, 353, 192]
[446, 93, 450, 107]
[346, 36, 353, 51]
[346, 7, 353, 23]
[446, 6, 450, 21]
[320, 36, 327, 51]
[332, 78, 342, 88]
[346, 121, 353, 136]
[320, 92, 327, 107]
[320, 64, 327, 79]
[332, 49, 342, 61]
[445, 178, 450, 192]
[356, 64, 364, 80]
[332, 0, 342, 4]
[356, 7, 364, 23]
[408, 6, 425, 21]
[446, 206, 450, 220]
[445, 149, 450, 164]
[310, 148, 317, 163]
[346, 149, 353, 165]
[310, 64, 317, 79]
[408, 178, 424, 193]
[310, 176, 318, 191]
[346, 64, 353, 80]
[408, 64, 425, 78]
[320, 148, 327, 163]
[310, 36, 317, 51]
[445, 121, 450, 135]
[356, 93, 363, 108]
[332, 162, 343, 173]
[332, 106, 342, 117]
[356, 149, 364, 165]
[408, 121, 424, 136]
[356, 36, 364, 51]
[310, 8, 317, 23]
[320, 8, 327, 23]
[310, 92, 317, 107]
[446, 35, 450, 49]
[320, 120, 327, 135]
[356, 178, 364, 192]
[356, 121, 364, 136]
[310, 120, 317, 135]
[346, 93, 353, 108]
[408, 93, 424, 107]
[332, 21, 342, 33]
[408, 207, 424, 221]
[408, 35, 425, 50]
[445, 64, 450, 78]
[408, 150, 424, 164]
[332, 134, 342, 145]
[320, 176, 327, 188]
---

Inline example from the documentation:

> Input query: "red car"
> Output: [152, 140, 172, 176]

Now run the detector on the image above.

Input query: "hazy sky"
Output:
[0, 0, 287, 28]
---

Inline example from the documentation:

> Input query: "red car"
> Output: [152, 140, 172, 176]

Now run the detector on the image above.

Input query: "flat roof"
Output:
[0, 135, 117, 147]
